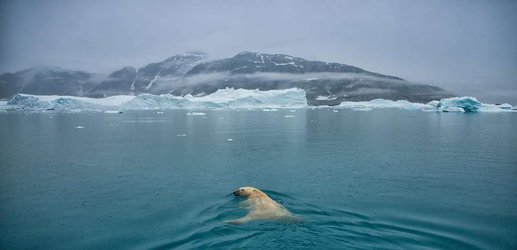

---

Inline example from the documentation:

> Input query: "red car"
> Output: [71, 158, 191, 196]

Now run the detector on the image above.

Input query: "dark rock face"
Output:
[188, 51, 402, 80]
[88, 67, 136, 97]
[0, 51, 453, 105]
[0, 67, 92, 98]
[130, 52, 207, 94]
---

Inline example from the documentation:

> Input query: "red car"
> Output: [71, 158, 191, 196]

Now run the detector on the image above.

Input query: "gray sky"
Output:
[1, 0, 516, 104]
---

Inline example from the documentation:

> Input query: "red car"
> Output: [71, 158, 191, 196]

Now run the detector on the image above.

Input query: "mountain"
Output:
[176, 52, 449, 105]
[188, 51, 402, 80]
[129, 52, 207, 94]
[0, 67, 93, 98]
[88, 66, 136, 97]
[0, 51, 453, 105]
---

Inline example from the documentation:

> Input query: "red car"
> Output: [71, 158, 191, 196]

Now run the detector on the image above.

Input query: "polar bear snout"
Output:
[233, 187, 249, 196]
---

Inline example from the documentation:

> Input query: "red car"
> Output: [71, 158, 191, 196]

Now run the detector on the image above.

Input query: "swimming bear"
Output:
[225, 186, 299, 224]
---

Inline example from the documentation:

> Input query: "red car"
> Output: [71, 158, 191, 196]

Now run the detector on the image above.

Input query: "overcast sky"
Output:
[1, 0, 516, 103]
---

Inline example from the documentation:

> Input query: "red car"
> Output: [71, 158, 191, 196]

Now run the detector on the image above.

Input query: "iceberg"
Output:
[336, 97, 514, 113]
[338, 99, 427, 110]
[436, 96, 481, 112]
[498, 103, 512, 110]
[185, 88, 307, 108]
[1, 90, 514, 114]
[104, 110, 123, 114]
[1, 88, 307, 112]
[3, 94, 134, 112]
[433, 97, 513, 113]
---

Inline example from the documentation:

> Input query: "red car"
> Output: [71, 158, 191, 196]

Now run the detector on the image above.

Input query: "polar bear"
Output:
[224, 186, 299, 224]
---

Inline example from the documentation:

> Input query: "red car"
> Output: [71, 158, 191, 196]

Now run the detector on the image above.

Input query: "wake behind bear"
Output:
[225, 186, 300, 224]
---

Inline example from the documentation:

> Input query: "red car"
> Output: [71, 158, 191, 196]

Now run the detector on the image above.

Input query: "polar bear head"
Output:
[233, 186, 259, 197]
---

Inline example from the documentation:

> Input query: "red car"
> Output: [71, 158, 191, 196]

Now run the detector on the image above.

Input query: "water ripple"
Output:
[143, 190, 483, 249]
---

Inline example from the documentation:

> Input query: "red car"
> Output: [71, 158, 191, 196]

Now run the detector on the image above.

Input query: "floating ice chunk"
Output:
[75, 126, 84, 129]
[187, 112, 206, 116]
[104, 110, 123, 114]
[156, 111, 164, 114]
[176, 134, 187, 137]
[284, 115, 295, 118]
[227, 138, 233, 141]
[262, 108, 279, 112]
[332, 109, 339, 112]
[499, 103, 512, 110]
[477, 103, 516, 112]
[316, 95, 338, 101]
[437, 97, 481, 112]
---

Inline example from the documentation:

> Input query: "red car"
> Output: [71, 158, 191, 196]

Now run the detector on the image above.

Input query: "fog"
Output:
[1, 0, 516, 104]
[157, 72, 407, 87]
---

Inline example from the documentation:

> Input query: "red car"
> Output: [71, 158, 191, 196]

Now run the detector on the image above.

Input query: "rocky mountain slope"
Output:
[0, 51, 452, 105]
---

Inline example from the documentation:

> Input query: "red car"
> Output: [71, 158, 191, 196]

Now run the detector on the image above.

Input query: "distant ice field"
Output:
[0, 88, 514, 113]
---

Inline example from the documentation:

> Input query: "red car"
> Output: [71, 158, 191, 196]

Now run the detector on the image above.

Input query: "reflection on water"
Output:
[0, 109, 516, 249]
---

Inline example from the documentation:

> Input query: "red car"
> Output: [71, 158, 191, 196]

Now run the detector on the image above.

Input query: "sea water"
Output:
[0, 109, 516, 249]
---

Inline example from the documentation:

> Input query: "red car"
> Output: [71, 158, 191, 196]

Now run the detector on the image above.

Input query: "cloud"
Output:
[1, 0, 516, 103]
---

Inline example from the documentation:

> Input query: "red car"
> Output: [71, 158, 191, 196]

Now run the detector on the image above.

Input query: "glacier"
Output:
[0, 88, 514, 113]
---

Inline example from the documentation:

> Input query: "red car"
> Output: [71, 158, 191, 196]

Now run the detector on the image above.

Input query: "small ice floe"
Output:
[176, 134, 187, 137]
[499, 103, 512, 110]
[262, 108, 279, 112]
[284, 115, 295, 118]
[332, 109, 339, 112]
[227, 138, 233, 141]
[187, 112, 206, 116]
[289, 110, 297, 112]
[104, 110, 123, 114]
[316, 95, 338, 101]
[352, 107, 373, 112]
[156, 111, 164, 114]
[75, 126, 85, 129]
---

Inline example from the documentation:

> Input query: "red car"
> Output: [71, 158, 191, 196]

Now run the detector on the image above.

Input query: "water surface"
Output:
[1, 109, 516, 249]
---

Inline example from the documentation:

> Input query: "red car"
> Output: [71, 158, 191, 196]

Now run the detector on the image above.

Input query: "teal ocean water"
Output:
[1, 109, 516, 249]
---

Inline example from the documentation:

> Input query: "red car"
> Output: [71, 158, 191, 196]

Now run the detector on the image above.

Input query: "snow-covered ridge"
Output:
[0, 89, 513, 112]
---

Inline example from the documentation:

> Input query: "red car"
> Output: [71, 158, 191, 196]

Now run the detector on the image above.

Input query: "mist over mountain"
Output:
[0, 52, 452, 106]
